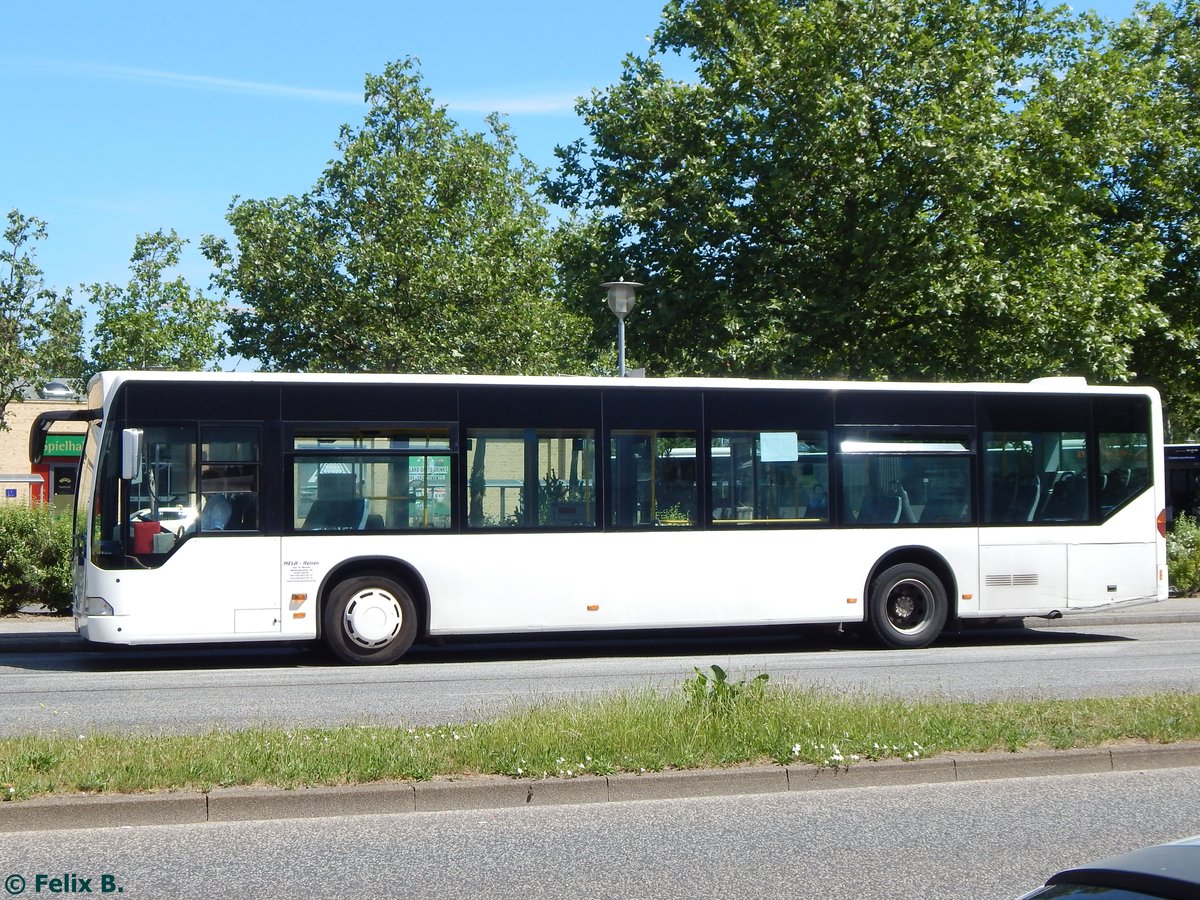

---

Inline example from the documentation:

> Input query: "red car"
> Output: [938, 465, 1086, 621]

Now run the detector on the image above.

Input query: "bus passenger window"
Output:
[291, 428, 452, 532]
[610, 431, 697, 528]
[839, 431, 971, 527]
[302, 471, 367, 530]
[467, 430, 595, 529]
[1099, 431, 1149, 517]
[983, 431, 1089, 524]
[710, 431, 828, 524]
[201, 426, 260, 532]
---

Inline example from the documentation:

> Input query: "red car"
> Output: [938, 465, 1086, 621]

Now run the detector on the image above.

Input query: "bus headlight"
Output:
[84, 596, 114, 616]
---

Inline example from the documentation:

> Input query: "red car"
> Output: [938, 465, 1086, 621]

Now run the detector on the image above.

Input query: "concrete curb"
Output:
[2, 742, 1197, 834]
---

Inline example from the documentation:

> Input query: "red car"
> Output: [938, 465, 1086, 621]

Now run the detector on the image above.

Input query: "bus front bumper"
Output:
[77, 614, 134, 645]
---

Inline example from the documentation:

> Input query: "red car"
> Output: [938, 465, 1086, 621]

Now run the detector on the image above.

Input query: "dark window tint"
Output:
[982, 431, 1088, 524]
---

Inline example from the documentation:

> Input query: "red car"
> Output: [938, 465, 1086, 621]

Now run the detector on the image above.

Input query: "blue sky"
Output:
[3, 0, 1138, 300]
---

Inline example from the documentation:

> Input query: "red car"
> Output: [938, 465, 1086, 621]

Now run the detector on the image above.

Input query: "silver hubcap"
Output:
[886, 578, 934, 635]
[343, 587, 403, 649]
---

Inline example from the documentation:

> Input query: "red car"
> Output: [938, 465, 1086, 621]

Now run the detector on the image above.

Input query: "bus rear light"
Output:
[84, 596, 113, 616]
[1158, 510, 1167, 538]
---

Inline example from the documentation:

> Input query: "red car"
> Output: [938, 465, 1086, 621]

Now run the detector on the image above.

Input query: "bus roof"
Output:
[88, 370, 1157, 399]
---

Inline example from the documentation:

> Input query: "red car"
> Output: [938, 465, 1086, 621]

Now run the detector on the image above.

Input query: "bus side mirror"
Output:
[121, 428, 143, 482]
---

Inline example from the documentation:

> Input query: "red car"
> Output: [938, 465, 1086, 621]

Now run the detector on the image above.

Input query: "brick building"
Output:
[0, 382, 88, 509]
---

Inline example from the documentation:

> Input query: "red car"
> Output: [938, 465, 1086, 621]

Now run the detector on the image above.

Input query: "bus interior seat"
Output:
[919, 496, 968, 524]
[304, 473, 368, 530]
[1039, 471, 1088, 521]
[1008, 475, 1041, 522]
[989, 472, 1041, 523]
[893, 482, 917, 523]
[857, 492, 900, 524]
[226, 493, 257, 530]
[989, 472, 1016, 521]
[1101, 467, 1132, 507]
[857, 483, 915, 525]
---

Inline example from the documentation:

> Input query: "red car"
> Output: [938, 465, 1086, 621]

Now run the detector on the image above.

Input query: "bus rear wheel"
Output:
[323, 575, 417, 665]
[867, 563, 948, 649]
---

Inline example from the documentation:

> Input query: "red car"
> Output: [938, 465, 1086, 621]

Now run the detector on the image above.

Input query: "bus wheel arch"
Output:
[864, 548, 956, 649]
[318, 558, 429, 664]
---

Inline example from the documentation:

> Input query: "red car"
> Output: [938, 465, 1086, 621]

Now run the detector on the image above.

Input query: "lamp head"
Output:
[602, 280, 643, 320]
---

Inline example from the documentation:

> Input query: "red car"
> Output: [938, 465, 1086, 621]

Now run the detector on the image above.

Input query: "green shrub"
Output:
[1167, 513, 1200, 595]
[0, 504, 73, 615]
[682, 665, 769, 715]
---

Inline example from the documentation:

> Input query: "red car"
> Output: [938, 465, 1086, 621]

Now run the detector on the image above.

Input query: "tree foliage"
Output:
[204, 59, 592, 376]
[548, 0, 1169, 384]
[84, 229, 226, 378]
[0, 210, 83, 431]
[1113, 0, 1200, 437]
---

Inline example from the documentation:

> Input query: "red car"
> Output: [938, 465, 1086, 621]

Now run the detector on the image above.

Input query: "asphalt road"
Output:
[1, 767, 1197, 899]
[1, 620, 1198, 733]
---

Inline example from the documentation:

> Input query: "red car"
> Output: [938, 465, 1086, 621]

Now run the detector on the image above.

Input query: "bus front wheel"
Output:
[323, 575, 417, 665]
[867, 563, 948, 649]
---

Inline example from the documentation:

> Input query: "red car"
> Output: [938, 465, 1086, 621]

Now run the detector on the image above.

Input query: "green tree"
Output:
[1106, 0, 1200, 438]
[204, 58, 592, 375]
[549, 0, 1164, 382]
[0, 210, 83, 431]
[84, 229, 226, 377]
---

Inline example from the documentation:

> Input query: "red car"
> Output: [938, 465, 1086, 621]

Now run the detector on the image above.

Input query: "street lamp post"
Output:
[601, 279, 643, 377]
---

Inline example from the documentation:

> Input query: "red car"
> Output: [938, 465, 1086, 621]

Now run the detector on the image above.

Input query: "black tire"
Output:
[322, 574, 417, 665]
[867, 563, 948, 649]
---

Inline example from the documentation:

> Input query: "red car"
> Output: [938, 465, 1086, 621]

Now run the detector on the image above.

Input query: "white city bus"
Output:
[31, 371, 1168, 663]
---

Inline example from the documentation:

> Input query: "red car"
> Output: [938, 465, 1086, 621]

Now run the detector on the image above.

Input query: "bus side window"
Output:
[840, 431, 971, 527]
[610, 431, 697, 528]
[201, 427, 261, 533]
[1099, 431, 1150, 517]
[467, 430, 595, 529]
[984, 431, 1091, 524]
[709, 431, 828, 525]
[303, 472, 367, 531]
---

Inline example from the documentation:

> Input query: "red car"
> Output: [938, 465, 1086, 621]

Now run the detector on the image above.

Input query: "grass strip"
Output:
[2, 683, 1198, 800]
